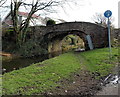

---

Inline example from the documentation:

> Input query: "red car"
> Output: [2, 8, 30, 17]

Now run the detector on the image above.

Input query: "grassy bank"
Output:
[2, 48, 118, 95]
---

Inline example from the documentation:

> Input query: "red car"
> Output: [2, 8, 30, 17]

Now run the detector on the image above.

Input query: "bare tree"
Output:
[92, 13, 114, 27]
[10, 0, 70, 47]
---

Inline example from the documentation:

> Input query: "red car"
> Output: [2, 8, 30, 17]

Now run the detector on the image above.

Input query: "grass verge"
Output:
[2, 47, 118, 95]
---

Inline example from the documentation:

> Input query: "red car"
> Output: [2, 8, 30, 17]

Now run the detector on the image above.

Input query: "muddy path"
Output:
[42, 65, 119, 97]
[42, 70, 101, 97]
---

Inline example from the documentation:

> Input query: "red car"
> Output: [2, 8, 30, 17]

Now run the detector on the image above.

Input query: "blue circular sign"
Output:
[104, 10, 112, 18]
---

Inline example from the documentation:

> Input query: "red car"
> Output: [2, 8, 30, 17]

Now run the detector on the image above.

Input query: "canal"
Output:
[2, 52, 62, 74]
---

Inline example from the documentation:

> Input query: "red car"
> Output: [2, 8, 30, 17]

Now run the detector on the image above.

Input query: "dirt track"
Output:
[43, 70, 102, 97]
[43, 66, 119, 97]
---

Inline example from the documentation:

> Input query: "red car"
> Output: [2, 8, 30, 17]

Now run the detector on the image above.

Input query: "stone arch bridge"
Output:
[30, 22, 108, 53]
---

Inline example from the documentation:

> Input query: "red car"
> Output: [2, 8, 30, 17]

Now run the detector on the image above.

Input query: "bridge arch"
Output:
[44, 30, 88, 53]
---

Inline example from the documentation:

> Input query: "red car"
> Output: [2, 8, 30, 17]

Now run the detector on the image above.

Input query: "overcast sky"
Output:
[0, 0, 119, 28]
[48, 0, 119, 28]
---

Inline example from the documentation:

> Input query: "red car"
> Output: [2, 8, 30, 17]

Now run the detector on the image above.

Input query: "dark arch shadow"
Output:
[43, 30, 89, 55]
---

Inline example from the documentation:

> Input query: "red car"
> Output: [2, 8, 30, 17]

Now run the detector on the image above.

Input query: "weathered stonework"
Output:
[111, 28, 120, 39]
[30, 22, 108, 53]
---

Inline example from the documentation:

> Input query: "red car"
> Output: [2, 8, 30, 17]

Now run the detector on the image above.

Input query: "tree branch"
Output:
[0, 0, 7, 7]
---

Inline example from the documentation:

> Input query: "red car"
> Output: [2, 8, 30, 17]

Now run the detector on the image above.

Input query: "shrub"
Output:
[18, 39, 47, 57]
[46, 19, 56, 26]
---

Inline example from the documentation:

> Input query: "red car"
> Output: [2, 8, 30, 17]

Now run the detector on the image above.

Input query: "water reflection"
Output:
[2, 51, 62, 74]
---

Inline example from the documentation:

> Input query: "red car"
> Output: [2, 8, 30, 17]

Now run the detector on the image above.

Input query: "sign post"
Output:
[104, 10, 112, 58]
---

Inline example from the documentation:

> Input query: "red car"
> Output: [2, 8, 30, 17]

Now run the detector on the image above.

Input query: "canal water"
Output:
[2, 52, 62, 74]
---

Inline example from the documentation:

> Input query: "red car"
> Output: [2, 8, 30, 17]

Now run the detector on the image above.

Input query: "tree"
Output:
[10, 0, 73, 47]
[10, 0, 58, 46]
[1, 0, 80, 47]
[92, 13, 114, 27]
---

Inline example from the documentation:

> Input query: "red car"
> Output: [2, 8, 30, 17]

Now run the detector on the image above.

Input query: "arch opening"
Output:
[61, 34, 85, 52]
[46, 30, 88, 57]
